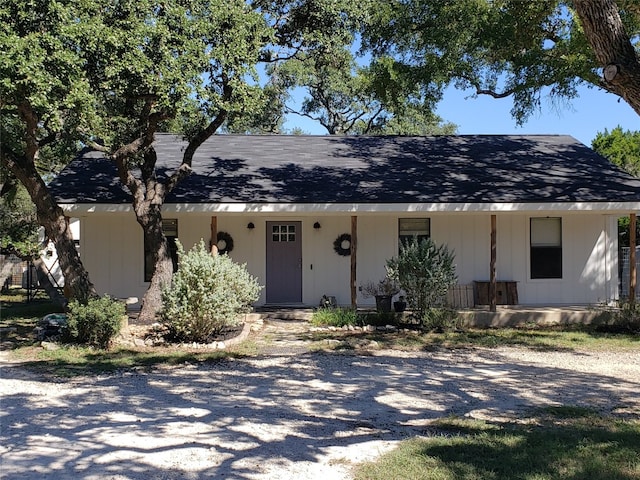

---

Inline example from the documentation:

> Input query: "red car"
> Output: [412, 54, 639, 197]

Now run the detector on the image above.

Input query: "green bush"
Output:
[161, 240, 262, 343]
[64, 295, 125, 349]
[595, 300, 640, 333]
[386, 236, 457, 320]
[616, 301, 640, 332]
[359, 312, 398, 327]
[311, 307, 358, 327]
[422, 307, 461, 332]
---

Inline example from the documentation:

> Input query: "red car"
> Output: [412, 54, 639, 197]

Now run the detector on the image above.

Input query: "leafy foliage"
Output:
[311, 307, 358, 327]
[64, 296, 125, 349]
[595, 299, 640, 334]
[421, 306, 461, 332]
[266, 48, 457, 134]
[161, 241, 262, 343]
[363, 0, 640, 124]
[591, 127, 640, 247]
[592, 127, 640, 178]
[387, 237, 457, 320]
[0, 184, 40, 257]
[0, 1, 103, 302]
[361, 273, 400, 298]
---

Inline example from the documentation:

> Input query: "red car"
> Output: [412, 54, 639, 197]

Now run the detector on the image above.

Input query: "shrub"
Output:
[595, 300, 640, 333]
[386, 236, 457, 320]
[161, 240, 262, 343]
[359, 311, 398, 327]
[616, 301, 640, 332]
[422, 307, 461, 332]
[64, 295, 125, 349]
[312, 307, 358, 327]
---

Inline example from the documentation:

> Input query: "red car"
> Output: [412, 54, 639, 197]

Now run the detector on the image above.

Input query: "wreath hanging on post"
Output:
[333, 233, 352, 256]
[216, 231, 234, 255]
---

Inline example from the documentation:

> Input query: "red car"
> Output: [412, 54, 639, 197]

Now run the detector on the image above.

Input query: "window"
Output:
[399, 218, 430, 247]
[530, 217, 562, 279]
[144, 219, 179, 282]
[272, 224, 296, 242]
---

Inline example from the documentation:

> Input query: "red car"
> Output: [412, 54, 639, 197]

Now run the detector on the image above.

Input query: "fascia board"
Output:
[60, 202, 640, 215]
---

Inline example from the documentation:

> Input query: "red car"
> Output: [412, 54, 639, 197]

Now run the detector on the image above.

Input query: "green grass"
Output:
[9, 344, 238, 377]
[311, 307, 358, 327]
[1, 289, 64, 348]
[4, 289, 639, 375]
[309, 327, 640, 352]
[354, 411, 640, 480]
[1, 289, 248, 376]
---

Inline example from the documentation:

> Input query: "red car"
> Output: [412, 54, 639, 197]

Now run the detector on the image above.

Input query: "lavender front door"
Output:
[266, 221, 302, 304]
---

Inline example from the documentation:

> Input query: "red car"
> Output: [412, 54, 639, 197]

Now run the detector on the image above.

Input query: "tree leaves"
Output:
[362, 0, 628, 125]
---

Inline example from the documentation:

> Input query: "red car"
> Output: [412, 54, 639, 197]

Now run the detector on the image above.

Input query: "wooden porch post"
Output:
[630, 213, 636, 305]
[351, 216, 358, 309]
[210, 216, 218, 255]
[490, 214, 497, 312]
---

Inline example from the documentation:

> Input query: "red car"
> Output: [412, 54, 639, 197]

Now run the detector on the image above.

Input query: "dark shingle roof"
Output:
[49, 134, 640, 204]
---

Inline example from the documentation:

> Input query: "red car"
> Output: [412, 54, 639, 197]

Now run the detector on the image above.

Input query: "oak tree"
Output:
[0, 1, 98, 303]
[364, 0, 640, 123]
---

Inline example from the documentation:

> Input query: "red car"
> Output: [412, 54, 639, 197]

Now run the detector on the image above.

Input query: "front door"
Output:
[266, 221, 302, 304]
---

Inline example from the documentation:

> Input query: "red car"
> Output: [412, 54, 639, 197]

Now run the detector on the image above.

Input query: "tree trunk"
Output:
[574, 0, 640, 115]
[2, 155, 97, 304]
[137, 205, 173, 323]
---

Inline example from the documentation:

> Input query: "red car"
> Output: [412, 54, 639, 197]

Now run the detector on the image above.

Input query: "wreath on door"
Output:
[216, 231, 234, 255]
[333, 233, 351, 256]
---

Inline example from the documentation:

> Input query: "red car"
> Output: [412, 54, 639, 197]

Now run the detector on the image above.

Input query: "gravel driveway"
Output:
[1, 321, 639, 480]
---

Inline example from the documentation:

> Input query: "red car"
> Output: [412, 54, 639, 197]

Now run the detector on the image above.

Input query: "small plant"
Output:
[421, 307, 461, 332]
[595, 299, 640, 333]
[361, 273, 400, 298]
[387, 236, 457, 321]
[161, 240, 262, 343]
[312, 307, 358, 327]
[359, 311, 398, 327]
[64, 295, 125, 349]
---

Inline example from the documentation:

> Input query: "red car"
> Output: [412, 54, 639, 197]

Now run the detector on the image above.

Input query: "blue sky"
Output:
[283, 84, 638, 146]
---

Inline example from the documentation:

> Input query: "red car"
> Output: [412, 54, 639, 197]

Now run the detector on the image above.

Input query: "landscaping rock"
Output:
[40, 341, 60, 351]
[35, 314, 68, 340]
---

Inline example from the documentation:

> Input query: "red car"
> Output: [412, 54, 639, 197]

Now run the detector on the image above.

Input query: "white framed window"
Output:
[271, 224, 296, 242]
[530, 217, 562, 279]
[399, 218, 430, 247]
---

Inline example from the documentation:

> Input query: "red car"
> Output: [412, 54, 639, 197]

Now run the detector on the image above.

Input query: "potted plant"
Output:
[361, 276, 399, 313]
[394, 295, 407, 313]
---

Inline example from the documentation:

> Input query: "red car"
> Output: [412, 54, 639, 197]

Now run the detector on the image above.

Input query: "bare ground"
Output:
[1, 320, 639, 480]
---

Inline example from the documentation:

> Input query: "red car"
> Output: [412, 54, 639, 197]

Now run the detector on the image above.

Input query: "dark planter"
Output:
[394, 301, 407, 313]
[375, 295, 392, 313]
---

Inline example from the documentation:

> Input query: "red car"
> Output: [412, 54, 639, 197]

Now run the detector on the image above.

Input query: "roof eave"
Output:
[59, 202, 640, 215]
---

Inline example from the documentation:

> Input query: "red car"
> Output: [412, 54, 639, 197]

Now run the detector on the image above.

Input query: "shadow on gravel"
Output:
[1, 347, 639, 479]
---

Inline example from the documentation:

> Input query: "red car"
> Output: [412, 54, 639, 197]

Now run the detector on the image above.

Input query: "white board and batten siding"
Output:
[76, 211, 621, 308]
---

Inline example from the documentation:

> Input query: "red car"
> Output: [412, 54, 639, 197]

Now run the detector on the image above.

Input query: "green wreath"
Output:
[216, 231, 234, 255]
[333, 233, 351, 256]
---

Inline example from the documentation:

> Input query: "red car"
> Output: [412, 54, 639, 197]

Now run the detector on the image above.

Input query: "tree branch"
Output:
[17, 101, 39, 163]
[573, 0, 640, 115]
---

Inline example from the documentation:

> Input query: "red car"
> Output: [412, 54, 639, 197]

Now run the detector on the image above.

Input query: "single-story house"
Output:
[49, 134, 640, 309]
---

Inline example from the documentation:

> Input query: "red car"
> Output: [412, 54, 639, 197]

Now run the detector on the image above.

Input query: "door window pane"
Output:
[272, 224, 296, 242]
